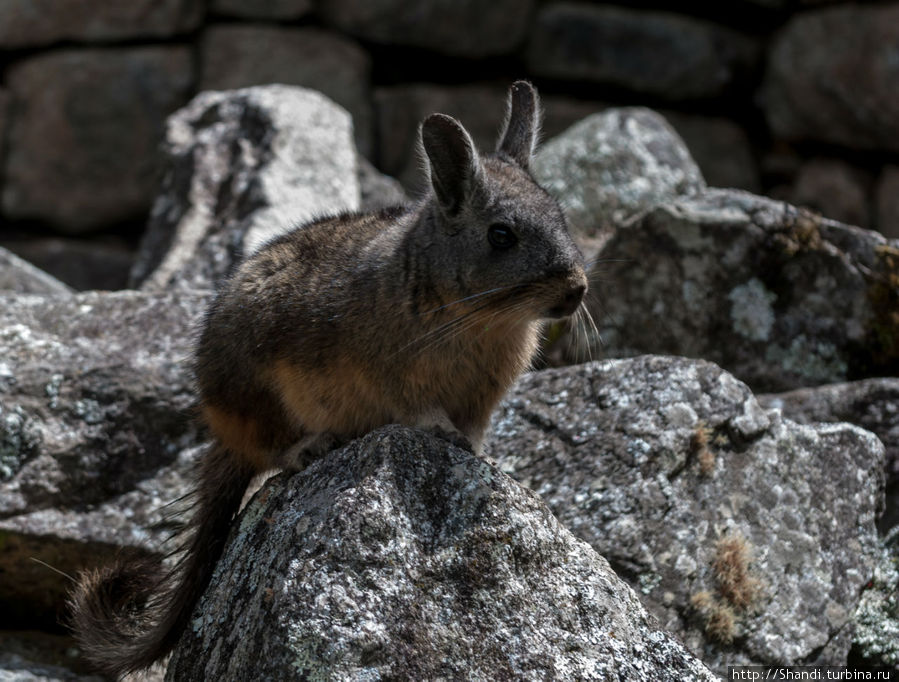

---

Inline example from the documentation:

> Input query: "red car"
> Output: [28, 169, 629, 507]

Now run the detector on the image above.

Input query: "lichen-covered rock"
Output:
[318, 0, 535, 58]
[851, 532, 899, 668]
[571, 188, 899, 391]
[130, 85, 359, 291]
[0, 290, 209, 627]
[532, 108, 705, 262]
[0, 0, 201, 49]
[762, 4, 899, 152]
[0, 247, 73, 296]
[489, 357, 885, 672]
[2, 47, 193, 233]
[198, 26, 373, 157]
[759, 378, 899, 532]
[527, 3, 758, 100]
[166, 426, 715, 680]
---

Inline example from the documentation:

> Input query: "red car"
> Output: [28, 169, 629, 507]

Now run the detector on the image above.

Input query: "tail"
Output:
[68, 444, 255, 677]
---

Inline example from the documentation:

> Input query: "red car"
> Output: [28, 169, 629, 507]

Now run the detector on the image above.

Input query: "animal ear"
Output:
[496, 80, 541, 170]
[421, 113, 482, 215]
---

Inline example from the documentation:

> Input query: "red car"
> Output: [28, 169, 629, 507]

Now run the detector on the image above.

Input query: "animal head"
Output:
[419, 81, 587, 323]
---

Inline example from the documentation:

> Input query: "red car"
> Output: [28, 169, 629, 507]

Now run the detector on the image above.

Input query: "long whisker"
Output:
[421, 283, 527, 314]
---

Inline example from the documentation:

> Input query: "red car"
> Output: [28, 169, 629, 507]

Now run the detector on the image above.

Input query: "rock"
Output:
[0, 289, 207, 628]
[317, 0, 535, 58]
[166, 426, 715, 680]
[570, 188, 899, 392]
[357, 156, 407, 212]
[762, 4, 899, 152]
[527, 3, 758, 100]
[0, 237, 135, 291]
[759, 378, 899, 532]
[0, 631, 106, 682]
[850, 532, 899, 668]
[0, 0, 201, 49]
[130, 85, 359, 292]
[489, 357, 885, 671]
[0, 247, 73, 296]
[876, 166, 899, 240]
[532, 108, 705, 262]
[210, 0, 310, 20]
[661, 112, 761, 192]
[789, 158, 871, 229]
[2, 47, 193, 233]
[198, 25, 373, 157]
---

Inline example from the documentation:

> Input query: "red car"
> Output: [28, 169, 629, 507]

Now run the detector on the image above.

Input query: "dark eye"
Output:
[487, 223, 518, 250]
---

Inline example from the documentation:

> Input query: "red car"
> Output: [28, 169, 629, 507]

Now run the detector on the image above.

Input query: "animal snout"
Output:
[547, 271, 588, 318]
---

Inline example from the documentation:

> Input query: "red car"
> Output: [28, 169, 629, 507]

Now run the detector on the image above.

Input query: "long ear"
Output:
[421, 113, 482, 215]
[496, 80, 541, 170]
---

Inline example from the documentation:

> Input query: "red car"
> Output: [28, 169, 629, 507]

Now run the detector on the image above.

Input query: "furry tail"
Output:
[68, 444, 255, 677]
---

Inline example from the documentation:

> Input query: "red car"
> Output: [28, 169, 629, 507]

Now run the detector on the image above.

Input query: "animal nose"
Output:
[560, 283, 586, 314]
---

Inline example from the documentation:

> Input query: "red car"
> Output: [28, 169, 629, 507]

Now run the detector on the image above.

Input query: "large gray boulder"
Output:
[570, 188, 899, 392]
[2, 47, 193, 233]
[166, 426, 715, 680]
[0, 247, 72, 296]
[532, 108, 705, 263]
[760, 378, 899, 532]
[131, 85, 360, 292]
[0, 290, 208, 629]
[762, 4, 899, 152]
[489, 357, 885, 672]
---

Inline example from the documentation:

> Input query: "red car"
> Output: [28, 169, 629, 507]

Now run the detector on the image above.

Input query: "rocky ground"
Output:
[1, 86, 897, 679]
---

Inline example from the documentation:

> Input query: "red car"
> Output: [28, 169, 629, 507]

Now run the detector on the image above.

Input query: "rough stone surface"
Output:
[570, 188, 899, 392]
[0, 632, 106, 682]
[1, 237, 135, 292]
[0, 247, 73, 296]
[210, 0, 310, 20]
[789, 158, 871, 228]
[876, 165, 899, 240]
[318, 0, 535, 58]
[0, 0, 202, 49]
[357, 156, 407, 212]
[199, 25, 373, 157]
[2, 47, 193, 233]
[532, 108, 705, 262]
[489, 357, 885, 671]
[167, 426, 715, 680]
[851, 532, 899, 667]
[661, 112, 761, 192]
[0, 290, 208, 629]
[759, 378, 899, 532]
[131, 85, 359, 292]
[762, 4, 899, 152]
[528, 3, 758, 99]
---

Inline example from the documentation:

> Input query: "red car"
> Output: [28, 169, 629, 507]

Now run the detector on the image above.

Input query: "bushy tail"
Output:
[68, 444, 255, 678]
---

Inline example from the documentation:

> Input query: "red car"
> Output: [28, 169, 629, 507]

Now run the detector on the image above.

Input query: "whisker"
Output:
[421, 284, 526, 314]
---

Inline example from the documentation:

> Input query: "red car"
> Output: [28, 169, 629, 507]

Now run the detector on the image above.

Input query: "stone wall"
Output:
[1, 0, 897, 289]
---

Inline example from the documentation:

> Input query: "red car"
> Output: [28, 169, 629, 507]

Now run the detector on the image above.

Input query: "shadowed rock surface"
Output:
[488, 357, 884, 672]
[166, 426, 716, 680]
[0, 246, 73, 296]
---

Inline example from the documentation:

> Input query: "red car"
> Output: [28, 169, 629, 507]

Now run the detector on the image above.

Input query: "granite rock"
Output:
[199, 25, 373, 157]
[569, 188, 899, 391]
[762, 4, 899, 152]
[532, 108, 705, 262]
[0, 0, 201, 49]
[528, 3, 758, 99]
[489, 357, 885, 672]
[131, 85, 359, 291]
[166, 426, 715, 680]
[318, 0, 535, 57]
[2, 47, 192, 233]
